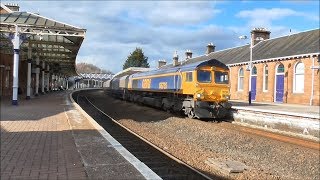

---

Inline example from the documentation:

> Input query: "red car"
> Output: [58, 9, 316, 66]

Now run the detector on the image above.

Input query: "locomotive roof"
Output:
[131, 59, 228, 78]
[113, 67, 152, 78]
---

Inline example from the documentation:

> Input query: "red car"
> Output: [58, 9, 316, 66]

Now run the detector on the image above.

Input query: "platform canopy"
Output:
[0, 5, 86, 76]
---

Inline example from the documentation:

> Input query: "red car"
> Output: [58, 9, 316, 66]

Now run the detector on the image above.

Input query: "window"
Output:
[294, 62, 304, 93]
[263, 65, 268, 91]
[185, 72, 193, 82]
[238, 67, 244, 91]
[277, 64, 284, 73]
[197, 70, 211, 83]
[251, 66, 257, 75]
[215, 71, 229, 84]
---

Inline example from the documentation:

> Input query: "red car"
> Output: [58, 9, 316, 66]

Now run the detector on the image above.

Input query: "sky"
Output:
[5, 0, 320, 74]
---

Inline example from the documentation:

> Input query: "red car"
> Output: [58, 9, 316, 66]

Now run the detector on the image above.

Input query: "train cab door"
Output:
[182, 71, 194, 95]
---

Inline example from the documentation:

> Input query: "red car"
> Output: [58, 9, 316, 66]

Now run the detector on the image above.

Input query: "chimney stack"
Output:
[185, 50, 192, 60]
[206, 43, 215, 54]
[158, 59, 167, 68]
[251, 28, 270, 46]
[173, 51, 179, 66]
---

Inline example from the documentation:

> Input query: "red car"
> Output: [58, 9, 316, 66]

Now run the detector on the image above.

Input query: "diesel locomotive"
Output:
[106, 58, 232, 119]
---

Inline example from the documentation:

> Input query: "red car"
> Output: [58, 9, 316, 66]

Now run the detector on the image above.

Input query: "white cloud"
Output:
[10, 1, 228, 73]
[4, 2, 318, 74]
[236, 8, 319, 28]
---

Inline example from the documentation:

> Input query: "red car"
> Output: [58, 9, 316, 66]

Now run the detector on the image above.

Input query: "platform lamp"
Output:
[239, 35, 253, 105]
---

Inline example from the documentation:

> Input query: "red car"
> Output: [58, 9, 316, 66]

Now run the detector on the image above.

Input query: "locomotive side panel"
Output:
[131, 74, 182, 92]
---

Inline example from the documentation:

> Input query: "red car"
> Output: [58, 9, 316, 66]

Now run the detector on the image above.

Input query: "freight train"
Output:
[105, 59, 232, 119]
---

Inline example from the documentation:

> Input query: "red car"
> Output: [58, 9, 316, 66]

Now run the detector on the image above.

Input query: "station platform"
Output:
[230, 100, 319, 141]
[230, 100, 319, 119]
[0, 91, 157, 180]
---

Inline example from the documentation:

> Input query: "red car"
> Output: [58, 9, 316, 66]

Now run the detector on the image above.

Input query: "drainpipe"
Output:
[310, 56, 315, 106]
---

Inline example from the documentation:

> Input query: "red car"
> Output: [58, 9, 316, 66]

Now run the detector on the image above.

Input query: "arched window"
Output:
[263, 65, 268, 91]
[294, 62, 304, 93]
[277, 64, 284, 73]
[251, 66, 257, 75]
[238, 67, 244, 91]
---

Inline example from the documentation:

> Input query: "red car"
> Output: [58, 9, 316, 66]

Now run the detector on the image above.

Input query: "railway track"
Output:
[73, 91, 220, 180]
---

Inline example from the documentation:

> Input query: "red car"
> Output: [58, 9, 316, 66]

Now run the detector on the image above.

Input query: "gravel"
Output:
[86, 90, 320, 180]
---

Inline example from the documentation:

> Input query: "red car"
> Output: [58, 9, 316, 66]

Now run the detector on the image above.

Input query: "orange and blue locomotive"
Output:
[108, 58, 231, 119]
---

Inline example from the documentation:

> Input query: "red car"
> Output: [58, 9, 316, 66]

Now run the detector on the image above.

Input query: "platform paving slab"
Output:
[1, 92, 87, 180]
[1, 91, 147, 180]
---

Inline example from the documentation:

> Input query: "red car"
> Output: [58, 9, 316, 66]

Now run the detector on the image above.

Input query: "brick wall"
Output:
[229, 57, 320, 105]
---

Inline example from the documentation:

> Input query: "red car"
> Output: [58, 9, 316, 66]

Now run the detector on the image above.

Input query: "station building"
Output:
[0, 3, 86, 104]
[160, 28, 320, 106]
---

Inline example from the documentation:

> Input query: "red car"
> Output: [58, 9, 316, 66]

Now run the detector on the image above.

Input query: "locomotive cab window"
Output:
[186, 72, 193, 82]
[214, 71, 229, 84]
[197, 70, 211, 83]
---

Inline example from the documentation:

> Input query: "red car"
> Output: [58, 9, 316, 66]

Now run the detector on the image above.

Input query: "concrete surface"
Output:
[230, 100, 320, 141]
[0, 91, 154, 180]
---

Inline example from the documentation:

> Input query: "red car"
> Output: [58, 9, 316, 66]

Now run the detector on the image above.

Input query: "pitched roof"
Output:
[166, 29, 320, 68]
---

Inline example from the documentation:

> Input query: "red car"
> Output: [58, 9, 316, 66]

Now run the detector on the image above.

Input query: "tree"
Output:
[123, 47, 150, 70]
[76, 62, 112, 74]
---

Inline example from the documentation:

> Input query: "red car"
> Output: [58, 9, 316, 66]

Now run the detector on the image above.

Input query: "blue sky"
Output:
[5, 0, 320, 73]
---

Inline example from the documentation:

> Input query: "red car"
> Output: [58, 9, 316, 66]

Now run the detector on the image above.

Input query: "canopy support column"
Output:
[35, 57, 40, 96]
[26, 45, 32, 100]
[46, 65, 50, 92]
[41, 61, 45, 94]
[11, 25, 22, 105]
[66, 77, 69, 90]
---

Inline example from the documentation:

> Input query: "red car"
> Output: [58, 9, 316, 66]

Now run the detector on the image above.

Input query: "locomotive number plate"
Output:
[142, 79, 151, 89]
[159, 82, 168, 89]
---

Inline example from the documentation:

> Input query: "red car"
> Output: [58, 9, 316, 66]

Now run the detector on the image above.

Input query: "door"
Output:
[275, 74, 284, 102]
[251, 76, 257, 101]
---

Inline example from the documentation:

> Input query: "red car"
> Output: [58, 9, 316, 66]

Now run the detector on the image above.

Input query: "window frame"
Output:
[185, 71, 193, 82]
[214, 71, 229, 84]
[263, 65, 268, 92]
[293, 62, 304, 93]
[238, 67, 244, 91]
[197, 70, 212, 83]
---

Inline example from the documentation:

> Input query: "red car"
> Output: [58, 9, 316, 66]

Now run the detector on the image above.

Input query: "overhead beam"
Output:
[0, 23, 86, 37]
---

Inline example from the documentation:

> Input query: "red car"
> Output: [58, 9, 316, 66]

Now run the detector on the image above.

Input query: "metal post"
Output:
[46, 65, 50, 92]
[58, 75, 60, 90]
[11, 25, 21, 105]
[54, 74, 57, 90]
[12, 50, 19, 105]
[248, 43, 253, 105]
[35, 57, 40, 96]
[41, 61, 45, 94]
[66, 77, 69, 90]
[26, 46, 32, 100]
[52, 74, 55, 90]
[0, 65, 4, 96]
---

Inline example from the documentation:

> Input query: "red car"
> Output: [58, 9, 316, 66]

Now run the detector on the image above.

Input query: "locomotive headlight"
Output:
[222, 94, 230, 100]
[196, 93, 204, 99]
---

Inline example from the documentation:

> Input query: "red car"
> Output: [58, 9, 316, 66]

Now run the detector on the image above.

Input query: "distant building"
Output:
[167, 28, 320, 105]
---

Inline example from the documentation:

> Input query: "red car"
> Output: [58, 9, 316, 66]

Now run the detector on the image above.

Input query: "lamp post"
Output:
[239, 35, 252, 105]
